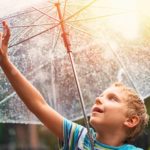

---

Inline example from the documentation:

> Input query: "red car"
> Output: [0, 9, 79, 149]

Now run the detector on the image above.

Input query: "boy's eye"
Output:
[108, 95, 118, 102]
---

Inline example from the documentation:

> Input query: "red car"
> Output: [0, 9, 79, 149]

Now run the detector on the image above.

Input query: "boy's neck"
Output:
[96, 131, 125, 147]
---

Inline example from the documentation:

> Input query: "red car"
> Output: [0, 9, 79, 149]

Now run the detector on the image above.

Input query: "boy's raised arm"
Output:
[0, 21, 64, 140]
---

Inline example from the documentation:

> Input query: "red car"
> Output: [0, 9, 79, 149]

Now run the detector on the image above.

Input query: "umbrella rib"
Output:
[101, 29, 141, 97]
[112, 49, 140, 97]
[32, 6, 59, 22]
[9, 6, 53, 45]
[48, 28, 62, 111]
[8, 23, 60, 48]
[1, 24, 54, 28]
[64, 0, 97, 22]
[0, 93, 16, 105]
[67, 11, 134, 23]
[51, 27, 61, 53]
[9, 13, 47, 44]
[62, 0, 68, 18]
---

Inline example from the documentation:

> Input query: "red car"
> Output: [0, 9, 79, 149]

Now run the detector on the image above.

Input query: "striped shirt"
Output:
[62, 118, 143, 150]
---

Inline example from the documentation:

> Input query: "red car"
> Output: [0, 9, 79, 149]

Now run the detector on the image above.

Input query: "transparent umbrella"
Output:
[0, 0, 150, 124]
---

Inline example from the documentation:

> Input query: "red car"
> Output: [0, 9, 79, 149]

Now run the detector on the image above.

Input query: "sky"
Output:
[0, 0, 44, 18]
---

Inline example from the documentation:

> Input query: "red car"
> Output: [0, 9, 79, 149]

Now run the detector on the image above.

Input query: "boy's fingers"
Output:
[0, 32, 4, 55]
[2, 21, 11, 44]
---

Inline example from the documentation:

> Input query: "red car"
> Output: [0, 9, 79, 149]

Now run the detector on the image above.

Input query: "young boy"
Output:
[0, 21, 149, 150]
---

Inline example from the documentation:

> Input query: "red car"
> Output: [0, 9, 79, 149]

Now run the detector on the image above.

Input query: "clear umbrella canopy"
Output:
[0, 0, 150, 124]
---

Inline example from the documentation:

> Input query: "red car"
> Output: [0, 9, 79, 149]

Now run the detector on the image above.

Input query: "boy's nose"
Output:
[95, 97, 103, 105]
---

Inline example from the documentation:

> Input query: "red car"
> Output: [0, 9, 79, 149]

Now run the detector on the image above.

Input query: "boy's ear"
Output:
[124, 115, 140, 128]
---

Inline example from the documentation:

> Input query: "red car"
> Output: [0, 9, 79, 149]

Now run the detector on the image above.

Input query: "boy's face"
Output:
[90, 86, 128, 132]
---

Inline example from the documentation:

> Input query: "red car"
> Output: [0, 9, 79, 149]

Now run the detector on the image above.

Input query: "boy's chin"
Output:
[89, 117, 99, 127]
[89, 116, 105, 128]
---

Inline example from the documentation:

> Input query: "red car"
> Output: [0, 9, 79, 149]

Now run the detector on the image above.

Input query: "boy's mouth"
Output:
[92, 107, 103, 113]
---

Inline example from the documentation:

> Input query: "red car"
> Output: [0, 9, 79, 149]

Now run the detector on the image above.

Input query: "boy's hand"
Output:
[0, 21, 11, 59]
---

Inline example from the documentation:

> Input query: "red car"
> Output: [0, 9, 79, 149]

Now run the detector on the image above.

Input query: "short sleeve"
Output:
[63, 118, 86, 150]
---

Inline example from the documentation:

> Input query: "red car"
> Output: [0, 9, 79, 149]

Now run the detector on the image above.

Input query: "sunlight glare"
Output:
[109, 0, 139, 40]
[137, 0, 150, 17]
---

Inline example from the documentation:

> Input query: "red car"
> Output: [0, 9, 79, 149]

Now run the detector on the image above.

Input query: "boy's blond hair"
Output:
[111, 82, 149, 142]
